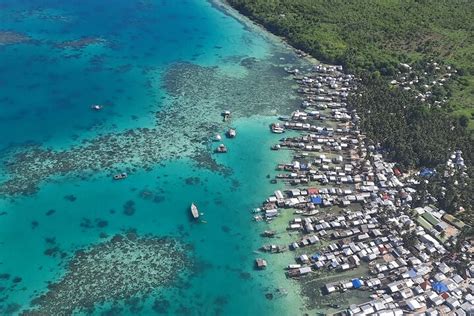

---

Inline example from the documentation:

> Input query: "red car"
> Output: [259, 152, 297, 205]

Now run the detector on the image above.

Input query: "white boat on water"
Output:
[222, 110, 231, 121]
[215, 144, 227, 153]
[91, 104, 103, 111]
[215, 134, 222, 141]
[226, 128, 236, 138]
[113, 172, 127, 180]
[190, 203, 199, 219]
[271, 123, 285, 134]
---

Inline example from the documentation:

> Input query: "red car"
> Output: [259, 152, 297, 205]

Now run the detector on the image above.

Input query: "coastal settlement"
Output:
[252, 57, 473, 315]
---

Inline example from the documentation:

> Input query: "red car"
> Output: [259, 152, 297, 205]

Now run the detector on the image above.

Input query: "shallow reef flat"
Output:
[23, 232, 193, 315]
[54, 37, 107, 49]
[0, 31, 32, 45]
[0, 56, 301, 196]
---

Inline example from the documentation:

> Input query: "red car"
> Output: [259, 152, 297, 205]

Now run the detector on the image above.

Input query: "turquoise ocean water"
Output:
[0, 0, 306, 314]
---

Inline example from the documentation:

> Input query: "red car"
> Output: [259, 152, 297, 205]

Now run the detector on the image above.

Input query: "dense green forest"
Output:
[351, 77, 473, 168]
[227, 0, 474, 224]
[228, 0, 474, 126]
[351, 77, 474, 225]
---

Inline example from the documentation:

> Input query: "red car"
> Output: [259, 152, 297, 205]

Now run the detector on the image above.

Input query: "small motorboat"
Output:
[252, 208, 261, 213]
[91, 104, 103, 111]
[271, 123, 285, 134]
[226, 128, 236, 138]
[271, 144, 281, 150]
[222, 110, 231, 121]
[215, 144, 227, 153]
[190, 203, 199, 219]
[261, 230, 276, 237]
[214, 134, 222, 141]
[113, 172, 127, 180]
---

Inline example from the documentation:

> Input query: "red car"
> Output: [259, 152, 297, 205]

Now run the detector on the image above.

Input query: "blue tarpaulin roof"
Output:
[311, 195, 322, 204]
[432, 281, 448, 293]
[420, 168, 435, 177]
[311, 253, 321, 260]
[352, 279, 362, 289]
[408, 269, 417, 278]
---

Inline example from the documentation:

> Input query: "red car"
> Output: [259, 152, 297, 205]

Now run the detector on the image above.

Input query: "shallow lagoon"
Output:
[0, 1, 310, 314]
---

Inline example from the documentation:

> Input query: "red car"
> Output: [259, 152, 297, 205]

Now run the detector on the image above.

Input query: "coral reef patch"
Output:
[23, 233, 193, 315]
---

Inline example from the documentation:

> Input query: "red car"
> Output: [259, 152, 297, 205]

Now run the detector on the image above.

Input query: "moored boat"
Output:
[260, 244, 287, 253]
[261, 230, 276, 237]
[113, 172, 127, 180]
[215, 144, 227, 153]
[222, 110, 231, 121]
[271, 123, 285, 134]
[226, 128, 236, 138]
[91, 104, 103, 111]
[190, 203, 199, 219]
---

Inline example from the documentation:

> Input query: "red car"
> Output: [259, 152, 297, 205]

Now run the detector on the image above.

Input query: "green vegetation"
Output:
[351, 77, 473, 168]
[418, 166, 474, 227]
[228, 0, 474, 124]
[402, 230, 419, 249]
[227, 0, 473, 224]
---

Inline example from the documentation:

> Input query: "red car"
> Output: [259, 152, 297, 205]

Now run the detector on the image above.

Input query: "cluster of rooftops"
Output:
[252, 62, 472, 314]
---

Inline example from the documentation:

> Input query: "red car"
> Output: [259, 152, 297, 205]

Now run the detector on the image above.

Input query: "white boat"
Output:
[113, 172, 127, 180]
[190, 203, 199, 219]
[91, 104, 103, 111]
[271, 123, 285, 134]
[222, 111, 231, 121]
[226, 128, 236, 138]
[215, 134, 222, 141]
[215, 144, 227, 153]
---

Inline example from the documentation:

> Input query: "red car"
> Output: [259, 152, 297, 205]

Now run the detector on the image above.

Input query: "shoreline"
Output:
[248, 57, 470, 314]
[211, 2, 473, 315]
[210, 0, 369, 312]
[209, 0, 320, 65]
[210, 0, 361, 313]
[1, 1, 471, 315]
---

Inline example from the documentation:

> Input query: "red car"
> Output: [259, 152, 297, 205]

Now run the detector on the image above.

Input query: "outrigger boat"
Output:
[113, 172, 127, 180]
[190, 203, 199, 220]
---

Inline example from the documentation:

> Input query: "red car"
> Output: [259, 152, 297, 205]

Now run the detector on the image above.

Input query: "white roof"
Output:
[299, 266, 312, 274]
[406, 298, 422, 310]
